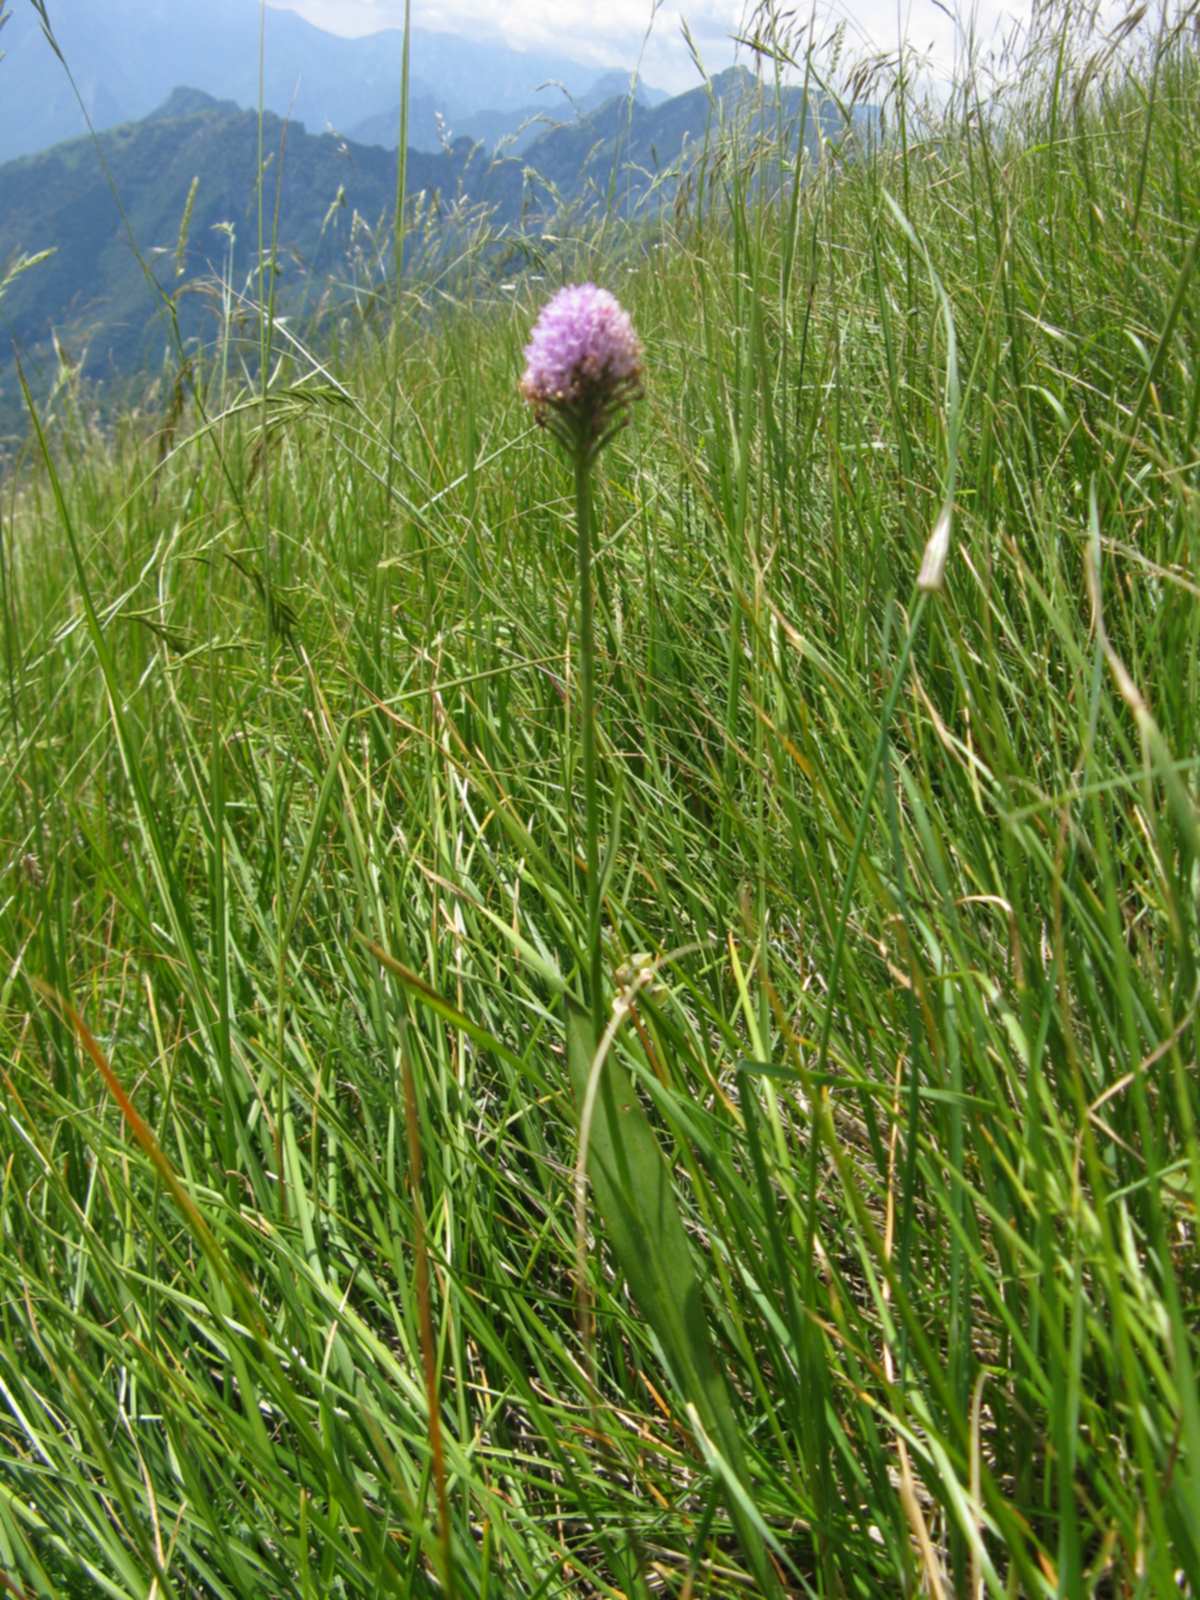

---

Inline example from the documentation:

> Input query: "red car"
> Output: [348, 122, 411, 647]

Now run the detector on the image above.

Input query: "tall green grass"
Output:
[1, 3, 1199, 1594]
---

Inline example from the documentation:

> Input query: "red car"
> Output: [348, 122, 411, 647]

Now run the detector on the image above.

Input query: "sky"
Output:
[266, 0, 1033, 93]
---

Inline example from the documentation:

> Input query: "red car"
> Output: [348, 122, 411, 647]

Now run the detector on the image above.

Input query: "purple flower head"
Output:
[520, 283, 643, 455]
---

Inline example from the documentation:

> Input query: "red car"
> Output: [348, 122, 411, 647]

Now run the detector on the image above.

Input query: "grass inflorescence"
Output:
[1, 3, 1199, 1594]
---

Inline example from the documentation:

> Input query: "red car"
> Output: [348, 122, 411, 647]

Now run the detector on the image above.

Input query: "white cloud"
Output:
[269, 0, 743, 89]
[268, 0, 1042, 93]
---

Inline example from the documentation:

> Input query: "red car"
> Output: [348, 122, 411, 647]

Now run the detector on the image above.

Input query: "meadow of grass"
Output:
[1, 3, 1199, 1594]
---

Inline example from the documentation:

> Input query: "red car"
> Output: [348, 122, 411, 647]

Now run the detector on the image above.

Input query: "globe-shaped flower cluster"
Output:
[520, 283, 643, 456]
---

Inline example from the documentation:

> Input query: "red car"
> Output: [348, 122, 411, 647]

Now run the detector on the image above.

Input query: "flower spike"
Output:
[520, 283, 643, 457]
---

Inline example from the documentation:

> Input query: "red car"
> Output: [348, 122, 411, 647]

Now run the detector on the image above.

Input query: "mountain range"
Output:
[348, 70, 670, 158]
[0, 0, 666, 162]
[0, 51, 862, 426]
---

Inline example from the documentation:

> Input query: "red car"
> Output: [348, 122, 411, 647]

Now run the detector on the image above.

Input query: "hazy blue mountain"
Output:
[578, 71, 670, 113]
[350, 71, 669, 156]
[0, 68, 862, 424]
[518, 65, 857, 213]
[379, 24, 603, 116]
[0, 0, 605, 162]
[348, 101, 541, 156]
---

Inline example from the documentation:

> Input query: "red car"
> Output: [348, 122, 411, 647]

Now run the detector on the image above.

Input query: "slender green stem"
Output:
[575, 446, 603, 1042]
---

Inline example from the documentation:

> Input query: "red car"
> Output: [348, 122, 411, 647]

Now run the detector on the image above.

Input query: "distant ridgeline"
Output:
[0, 0, 615, 165]
[0, 72, 865, 426]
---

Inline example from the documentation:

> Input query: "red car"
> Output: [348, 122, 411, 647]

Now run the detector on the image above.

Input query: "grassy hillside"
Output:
[1, 5, 1198, 1597]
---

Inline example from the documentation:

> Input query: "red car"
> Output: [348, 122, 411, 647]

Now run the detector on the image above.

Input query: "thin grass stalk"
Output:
[385, 0, 413, 510]
[400, 1031, 456, 1598]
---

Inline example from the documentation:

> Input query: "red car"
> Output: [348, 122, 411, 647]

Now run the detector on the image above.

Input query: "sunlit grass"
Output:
[1, 3, 1199, 1594]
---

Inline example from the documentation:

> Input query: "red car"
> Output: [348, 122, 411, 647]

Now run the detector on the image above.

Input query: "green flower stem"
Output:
[574, 445, 603, 1043]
